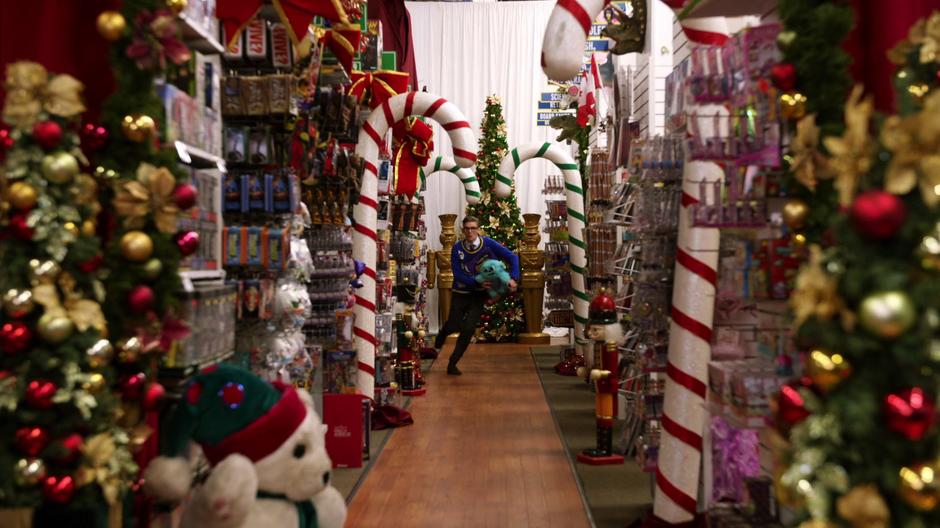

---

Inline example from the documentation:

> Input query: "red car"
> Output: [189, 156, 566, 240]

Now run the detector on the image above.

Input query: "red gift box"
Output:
[323, 393, 365, 468]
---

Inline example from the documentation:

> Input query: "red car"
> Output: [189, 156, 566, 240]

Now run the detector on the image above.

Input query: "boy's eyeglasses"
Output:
[463, 226, 479, 231]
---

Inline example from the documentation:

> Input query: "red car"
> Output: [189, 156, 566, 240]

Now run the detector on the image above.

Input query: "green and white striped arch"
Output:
[421, 156, 481, 204]
[497, 141, 589, 343]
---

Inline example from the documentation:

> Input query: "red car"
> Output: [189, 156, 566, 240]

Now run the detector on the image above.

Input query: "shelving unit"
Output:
[178, 11, 225, 54]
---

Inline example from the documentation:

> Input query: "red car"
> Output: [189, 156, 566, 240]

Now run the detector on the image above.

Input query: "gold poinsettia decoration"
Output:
[822, 85, 875, 206]
[790, 245, 853, 329]
[790, 114, 827, 192]
[889, 11, 940, 66]
[114, 163, 180, 233]
[77, 431, 138, 505]
[32, 273, 106, 335]
[2, 61, 86, 130]
[882, 91, 940, 206]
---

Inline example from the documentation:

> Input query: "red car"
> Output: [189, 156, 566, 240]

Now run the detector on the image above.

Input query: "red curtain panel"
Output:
[368, 0, 418, 89]
[846, 0, 940, 113]
[0, 0, 120, 120]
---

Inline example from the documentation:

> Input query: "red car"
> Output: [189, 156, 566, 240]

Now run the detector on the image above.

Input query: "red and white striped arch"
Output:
[352, 92, 477, 397]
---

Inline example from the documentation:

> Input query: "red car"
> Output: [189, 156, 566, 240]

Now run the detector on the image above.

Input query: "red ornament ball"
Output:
[52, 434, 84, 465]
[8, 213, 34, 240]
[884, 387, 937, 441]
[121, 372, 147, 400]
[0, 124, 13, 152]
[776, 383, 811, 429]
[850, 190, 906, 239]
[32, 121, 63, 150]
[174, 230, 200, 256]
[77, 254, 104, 274]
[142, 382, 166, 412]
[127, 285, 155, 314]
[15, 426, 50, 457]
[43, 474, 76, 503]
[770, 63, 797, 92]
[79, 122, 109, 152]
[26, 380, 57, 409]
[172, 183, 198, 210]
[0, 322, 32, 354]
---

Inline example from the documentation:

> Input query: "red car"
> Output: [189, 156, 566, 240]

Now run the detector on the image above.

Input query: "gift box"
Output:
[158, 83, 205, 150]
[323, 393, 365, 468]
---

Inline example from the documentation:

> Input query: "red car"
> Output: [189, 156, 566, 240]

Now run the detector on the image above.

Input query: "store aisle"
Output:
[345, 344, 591, 528]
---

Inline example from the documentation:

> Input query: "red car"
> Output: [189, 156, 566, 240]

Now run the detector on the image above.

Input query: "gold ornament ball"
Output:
[14, 458, 46, 487]
[806, 348, 851, 393]
[86, 339, 114, 368]
[780, 92, 808, 120]
[41, 152, 80, 185]
[81, 219, 97, 237]
[404, 330, 413, 340]
[121, 114, 156, 143]
[37, 314, 75, 344]
[917, 226, 940, 270]
[859, 290, 917, 339]
[141, 258, 163, 281]
[7, 181, 39, 211]
[166, 0, 188, 15]
[898, 462, 940, 511]
[63, 221, 80, 237]
[836, 484, 890, 528]
[96, 11, 126, 41]
[28, 259, 61, 285]
[909, 82, 931, 102]
[118, 336, 143, 363]
[83, 372, 107, 393]
[120, 230, 154, 262]
[3, 289, 35, 318]
[782, 198, 810, 230]
[418, 329, 426, 339]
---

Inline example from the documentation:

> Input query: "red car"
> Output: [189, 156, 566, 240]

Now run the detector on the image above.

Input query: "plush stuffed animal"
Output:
[475, 259, 511, 298]
[143, 365, 347, 528]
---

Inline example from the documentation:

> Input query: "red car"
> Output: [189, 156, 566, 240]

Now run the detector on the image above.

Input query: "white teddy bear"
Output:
[143, 364, 347, 528]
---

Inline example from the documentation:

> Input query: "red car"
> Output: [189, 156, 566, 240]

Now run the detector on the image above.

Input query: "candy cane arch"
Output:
[497, 142, 589, 350]
[353, 92, 476, 397]
[654, 161, 721, 523]
[421, 156, 481, 205]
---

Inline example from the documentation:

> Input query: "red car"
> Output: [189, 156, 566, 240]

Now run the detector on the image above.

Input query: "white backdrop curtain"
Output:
[405, 0, 558, 332]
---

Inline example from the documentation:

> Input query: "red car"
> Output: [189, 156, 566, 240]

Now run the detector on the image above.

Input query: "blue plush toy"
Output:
[475, 259, 511, 298]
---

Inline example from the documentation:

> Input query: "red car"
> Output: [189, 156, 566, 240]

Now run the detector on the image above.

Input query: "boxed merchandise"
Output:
[169, 284, 238, 367]
[270, 23, 293, 69]
[324, 350, 358, 394]
[360, 20, 382, 71]
[244, 19, 268, 63]
[159, 83, 203, 149]
[381, 50, 397, 72]
[323, 393, 364, 468]
[195, 52, 222, 111]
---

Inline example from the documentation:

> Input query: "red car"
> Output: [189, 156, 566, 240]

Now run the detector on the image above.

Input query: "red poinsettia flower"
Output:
[126, 9, 191, 71]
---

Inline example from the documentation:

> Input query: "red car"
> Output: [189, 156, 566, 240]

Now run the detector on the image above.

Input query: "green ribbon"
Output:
[257, 490, 319, 528]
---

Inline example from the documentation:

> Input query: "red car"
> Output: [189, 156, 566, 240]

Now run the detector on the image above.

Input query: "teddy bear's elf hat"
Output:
[161, 364, 308, 464]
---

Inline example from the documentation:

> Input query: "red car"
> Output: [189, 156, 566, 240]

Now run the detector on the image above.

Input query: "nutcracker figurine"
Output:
[577, 289, 625, 465]
[396, 312, 427, 397]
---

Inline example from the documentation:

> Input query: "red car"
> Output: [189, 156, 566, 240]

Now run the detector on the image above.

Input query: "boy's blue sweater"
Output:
[451, 236, 520, 293]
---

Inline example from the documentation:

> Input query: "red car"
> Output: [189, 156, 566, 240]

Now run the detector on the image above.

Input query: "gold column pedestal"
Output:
[429, 214, 459, 342]
[518, 213, 550, 344]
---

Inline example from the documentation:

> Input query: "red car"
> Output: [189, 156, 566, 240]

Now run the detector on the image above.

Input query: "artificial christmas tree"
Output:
[775, 11, 940, 527]
[466, 95, 525, 342]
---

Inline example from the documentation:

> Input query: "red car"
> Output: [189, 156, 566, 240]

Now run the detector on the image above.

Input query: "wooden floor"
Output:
[345, 344, 591, 528]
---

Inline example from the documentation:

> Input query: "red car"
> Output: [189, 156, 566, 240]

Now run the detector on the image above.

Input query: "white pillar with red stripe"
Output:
[653, 160, 722, 523]
[353, 92, 477, 397]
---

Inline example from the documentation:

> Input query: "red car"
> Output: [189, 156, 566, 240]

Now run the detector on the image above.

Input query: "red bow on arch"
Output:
[320, 24, 361, 73]
[348, 70, 410, 109]
[391, 117, 433, 198]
